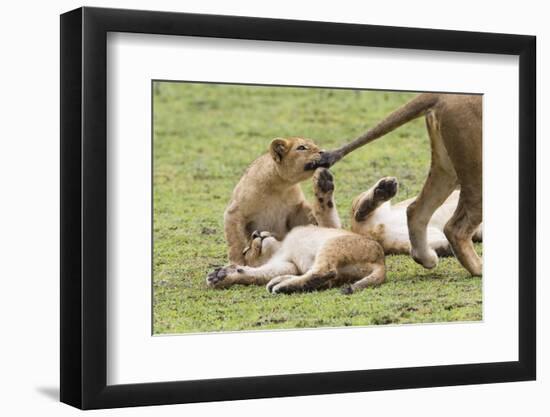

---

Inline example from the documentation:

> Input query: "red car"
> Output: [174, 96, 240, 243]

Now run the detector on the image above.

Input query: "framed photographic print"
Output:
[60, 6, 536, 410]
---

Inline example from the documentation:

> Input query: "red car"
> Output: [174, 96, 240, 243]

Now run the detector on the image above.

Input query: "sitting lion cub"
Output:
[206, 226, 385, 295]
[224, 137, 340, 265]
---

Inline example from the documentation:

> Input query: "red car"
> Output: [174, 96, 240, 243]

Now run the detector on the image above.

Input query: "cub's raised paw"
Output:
[314, 168, 335, 194]
[313, 168, 335, 210]
[373, 177, 398, 202]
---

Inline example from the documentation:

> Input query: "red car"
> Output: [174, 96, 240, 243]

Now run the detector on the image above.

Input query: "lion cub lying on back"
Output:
[351, 177, 482, 256]
[206, 226, 385, 295]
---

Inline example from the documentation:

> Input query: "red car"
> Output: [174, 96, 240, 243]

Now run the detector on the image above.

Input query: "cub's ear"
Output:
[269, 138, 290, 163]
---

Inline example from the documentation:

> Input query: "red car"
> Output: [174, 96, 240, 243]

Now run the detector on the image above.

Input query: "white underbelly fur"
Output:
[273, 226, 347, 274]
[359, 191, 461, 251]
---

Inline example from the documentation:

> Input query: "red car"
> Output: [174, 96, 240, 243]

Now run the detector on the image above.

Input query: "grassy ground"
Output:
[153, 82, 482, 334]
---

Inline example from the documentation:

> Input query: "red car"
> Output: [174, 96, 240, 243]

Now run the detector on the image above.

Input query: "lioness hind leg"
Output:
[407, 112, 457, 270]
[435, 96, 482, 275]
[444, 194, 482, 276]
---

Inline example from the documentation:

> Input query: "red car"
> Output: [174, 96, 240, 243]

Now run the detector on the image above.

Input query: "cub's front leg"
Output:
[223, 206, 249, 265]
[206, 261, 298, 289]
[311, 168, 341, 228]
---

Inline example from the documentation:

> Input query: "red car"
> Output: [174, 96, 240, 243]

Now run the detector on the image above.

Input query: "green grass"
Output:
[153, 82, 482, 334]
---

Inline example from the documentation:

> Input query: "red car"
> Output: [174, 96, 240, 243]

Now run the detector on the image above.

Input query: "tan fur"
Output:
[224, 137, 340, 265]
[314, 94, 483, 276]
[207, 225, 385, 294]
[351, 177, 482, 256]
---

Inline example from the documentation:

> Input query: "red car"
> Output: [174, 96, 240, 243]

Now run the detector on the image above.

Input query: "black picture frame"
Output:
[60, 6, 536, 410]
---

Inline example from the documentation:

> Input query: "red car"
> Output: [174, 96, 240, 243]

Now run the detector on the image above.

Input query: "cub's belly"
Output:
[357, 210, 409, 251]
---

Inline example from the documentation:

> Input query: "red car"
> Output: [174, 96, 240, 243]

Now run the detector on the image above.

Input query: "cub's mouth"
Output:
[304, 151, 340, 171]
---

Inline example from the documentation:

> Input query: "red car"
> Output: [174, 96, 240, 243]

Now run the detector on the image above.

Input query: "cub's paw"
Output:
[313, 168, 335, 208]
[271, 283, 296, 295]
[373, 177, 398, 202]
[268, 276, 301, 294]
[266, 275, 293, 293]
[314, 168, 335, 194]
[206, 265, 241, 288]
[340, 285, 354, 295]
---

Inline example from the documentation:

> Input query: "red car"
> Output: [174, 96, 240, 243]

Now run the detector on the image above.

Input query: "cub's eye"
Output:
[296, 145, 307, 151]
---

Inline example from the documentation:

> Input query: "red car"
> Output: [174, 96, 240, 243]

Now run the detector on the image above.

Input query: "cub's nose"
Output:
[251, 230, 261, 239]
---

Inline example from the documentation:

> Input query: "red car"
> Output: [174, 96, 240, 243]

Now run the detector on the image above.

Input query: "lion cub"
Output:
[351, 177, 482, 256]
[207, 226, 385, 295]
[224, 137, 340, 265]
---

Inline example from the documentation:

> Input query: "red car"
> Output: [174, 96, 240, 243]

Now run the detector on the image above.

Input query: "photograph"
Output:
[152, 82, 483, 334]
[54, 3, 538, 412]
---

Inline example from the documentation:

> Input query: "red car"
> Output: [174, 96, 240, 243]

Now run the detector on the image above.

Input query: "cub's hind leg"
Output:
[352, 177, 398, 224]
[340, 263, 385, 295]
[266, 274, 299, 293]
[268, 234, 385, 294]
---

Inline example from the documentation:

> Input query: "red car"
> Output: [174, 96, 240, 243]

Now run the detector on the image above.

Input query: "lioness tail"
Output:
[335, 93, 439, 159]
